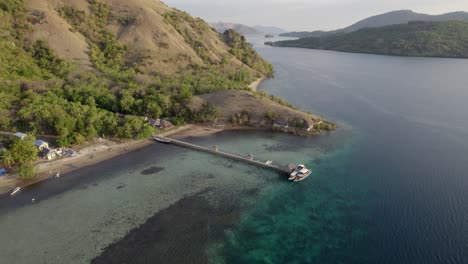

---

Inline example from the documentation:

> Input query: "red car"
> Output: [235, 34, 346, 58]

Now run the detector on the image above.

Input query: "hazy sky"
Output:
[163, 0, 468, 31]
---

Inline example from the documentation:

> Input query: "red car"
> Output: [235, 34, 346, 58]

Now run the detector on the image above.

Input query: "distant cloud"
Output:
[163, 0, 468, 31]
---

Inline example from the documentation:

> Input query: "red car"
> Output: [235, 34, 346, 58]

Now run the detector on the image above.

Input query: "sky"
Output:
[162, 0, 468, 31]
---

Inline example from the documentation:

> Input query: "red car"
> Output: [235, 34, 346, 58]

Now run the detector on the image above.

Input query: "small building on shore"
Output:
[148, 118, 161, 127]
[34, 140, 50, 150]
[160, 120, 174, 130]
[148, 119, 173, 130]
[14, 132, 27, 140]
[43, 149, 59, 160]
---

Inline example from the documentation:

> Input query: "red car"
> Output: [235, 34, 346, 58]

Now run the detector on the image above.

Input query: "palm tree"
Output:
[0, 151, 14, 167]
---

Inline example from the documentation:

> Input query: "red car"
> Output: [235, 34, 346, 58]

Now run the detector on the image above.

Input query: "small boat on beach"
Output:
[289, 164, 312, 182]
[265, 160, 273, 165]
[153, 137, 172, 143]
[10, 187, 21, 196]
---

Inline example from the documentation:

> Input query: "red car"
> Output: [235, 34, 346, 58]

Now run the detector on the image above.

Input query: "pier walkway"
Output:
[153, 136, 291, 174]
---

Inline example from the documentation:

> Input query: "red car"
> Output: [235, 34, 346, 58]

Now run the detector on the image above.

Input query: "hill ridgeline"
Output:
[269, 21, 468, 59]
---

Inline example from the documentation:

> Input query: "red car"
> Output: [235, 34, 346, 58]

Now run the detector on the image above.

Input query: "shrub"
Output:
[118, 16, 137, 26]
[314, 121, 336, 131]
[264, 111, 278, 123]
[19, 162, 35, 179]
[193, 103, 219, 123]
[288, 118, 307, 129]
[231, 110, 250, 126]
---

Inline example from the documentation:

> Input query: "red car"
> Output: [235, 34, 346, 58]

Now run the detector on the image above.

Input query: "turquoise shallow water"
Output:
[0, 129, 352, 263]
[216, 133, 370, 263]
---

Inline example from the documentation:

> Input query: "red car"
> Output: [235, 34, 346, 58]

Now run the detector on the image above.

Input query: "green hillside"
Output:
[268, 21, 468, 58]
[0, 0, 273, 146]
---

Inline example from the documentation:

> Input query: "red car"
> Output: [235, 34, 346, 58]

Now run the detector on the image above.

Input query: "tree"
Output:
[119, 90, 135, 113]
[9, 136, 38, 165]
[0, 108, 12, 130]
[19, 163, 35, 179]
[0, 150, 14, 167]
[145, 101, 162, 118]
[177, 84, 193, 104]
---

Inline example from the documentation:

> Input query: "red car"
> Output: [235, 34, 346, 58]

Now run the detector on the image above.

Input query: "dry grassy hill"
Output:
[26, 0, 92, 69]
[22, 0, 265, 77]
[196, 90, 334, 134]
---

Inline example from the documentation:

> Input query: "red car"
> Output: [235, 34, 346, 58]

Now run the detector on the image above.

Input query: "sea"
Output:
[1, 36, 468, 264]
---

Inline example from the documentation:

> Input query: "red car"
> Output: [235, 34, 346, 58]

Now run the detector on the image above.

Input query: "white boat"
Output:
[289, 164, 312, 182]
[265, 160, 273, 165]
[153, 137, 172, 143]
[10, 187, 21, 196]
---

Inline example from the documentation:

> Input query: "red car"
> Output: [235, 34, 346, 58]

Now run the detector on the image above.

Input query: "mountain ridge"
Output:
[209, 22, 260, 35]
[281, 10, 468, 38]
[210, 22, 286, 35]
[268, 20, 468, 59]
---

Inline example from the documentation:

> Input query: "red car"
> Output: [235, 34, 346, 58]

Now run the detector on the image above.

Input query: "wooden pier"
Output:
[153, 136, 292, 174]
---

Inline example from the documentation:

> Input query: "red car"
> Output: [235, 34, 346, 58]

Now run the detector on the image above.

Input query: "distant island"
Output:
[280, 10, 468, 38]
[253, 25, 286, 35]
[265, 34, 275, 38]
[268, 20, 468, 59]
[210, 22, 260, 35]
[210, 22, 286, 35]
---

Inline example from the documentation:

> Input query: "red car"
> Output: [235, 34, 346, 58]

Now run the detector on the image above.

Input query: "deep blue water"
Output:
[217, 38, 468, 263]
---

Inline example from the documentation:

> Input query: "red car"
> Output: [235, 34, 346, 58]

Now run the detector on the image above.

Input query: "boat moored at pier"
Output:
[289, 164, 312, 182]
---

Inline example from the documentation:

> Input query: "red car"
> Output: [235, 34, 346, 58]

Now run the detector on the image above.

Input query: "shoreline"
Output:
[0, 126, 193, 195]
[249, 77, 266, 91]
[0, 120, 330, 195]
[0, 125, 258, 195]
[0, 139, 154, 195]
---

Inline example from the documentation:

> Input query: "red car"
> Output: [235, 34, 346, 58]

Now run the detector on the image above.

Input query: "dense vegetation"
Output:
[0, 136, 38, 178]
[224, 29, 274, 77]
[0, 0, 274, 151]
[163, 10, 273, 84]
[269, 21, 468, 58]
[0, 0, 155, 147]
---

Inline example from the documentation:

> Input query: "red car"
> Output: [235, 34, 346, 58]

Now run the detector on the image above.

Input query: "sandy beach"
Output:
[0, 123, 271, 194]
[169, 124, 225, 139]
[249, 77, 266, 91]
[0, 126, 200, 195]
[0, 138, 154, 195]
